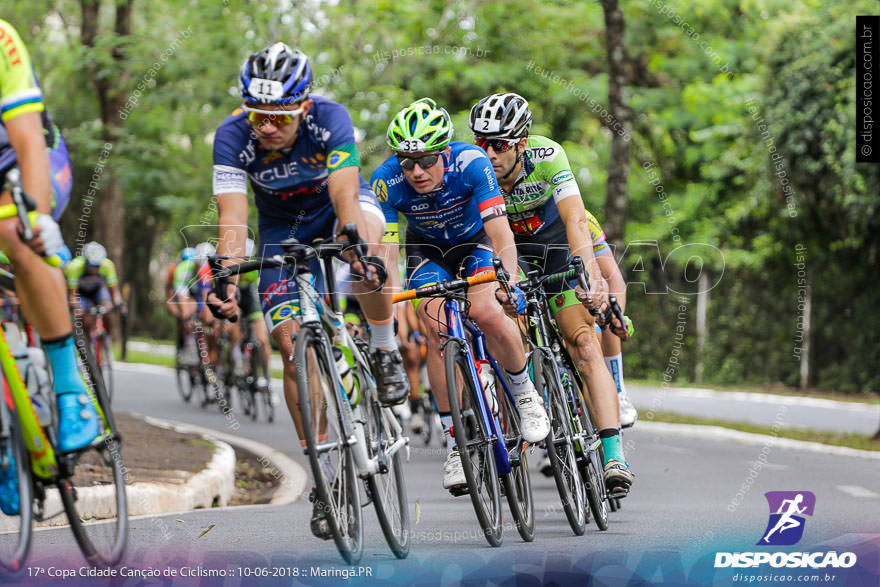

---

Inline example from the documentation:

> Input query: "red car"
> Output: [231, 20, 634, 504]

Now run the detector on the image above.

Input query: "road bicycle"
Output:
[82, 305, 115, 403]
[209, 224, 410, 563]
[235, 313, 273, 423]
[393, 269, 535, 546]
[174, 315, 223, 408]
[495, 256, 610, 532]
[0, 175, 127, 570]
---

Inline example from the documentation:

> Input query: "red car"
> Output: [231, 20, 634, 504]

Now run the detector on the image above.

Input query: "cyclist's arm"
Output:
[558, 196, 604, 297]
[483, 216, 518, 284]
[5, 112, 51, 211]
[597, 253, 626, 312]
[215, 192, 248, 284]
[328, 166, 371, 243]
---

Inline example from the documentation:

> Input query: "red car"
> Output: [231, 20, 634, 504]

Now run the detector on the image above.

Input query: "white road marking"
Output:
[837, 485, 880, 498]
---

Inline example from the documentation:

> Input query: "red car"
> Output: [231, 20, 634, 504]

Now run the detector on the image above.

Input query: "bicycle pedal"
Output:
[608, 487, 629, 500]
[448, 484, 470, 497]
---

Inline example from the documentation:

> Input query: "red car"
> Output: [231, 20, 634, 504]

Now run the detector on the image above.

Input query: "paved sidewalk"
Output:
[627, 384, 879, 435]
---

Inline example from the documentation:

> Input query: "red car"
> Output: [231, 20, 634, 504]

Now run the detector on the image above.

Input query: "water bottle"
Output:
[2, 323, 52, 427]
[25, 347, 53, 427]
[477, 360, 498, 416]
[332, 345, 359, 406]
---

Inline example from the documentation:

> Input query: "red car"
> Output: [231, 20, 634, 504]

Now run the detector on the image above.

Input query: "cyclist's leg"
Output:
[463, 242, 549, 443]
[257, 219, 328, 441]
[344, 187, 409, 404]
[400, 301, 423, 401]
[96, 286, 113, 334]
[0, 192, 97, 453]
[552, 297, 633, 489]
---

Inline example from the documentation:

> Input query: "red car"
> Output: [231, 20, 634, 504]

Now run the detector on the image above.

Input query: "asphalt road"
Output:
[14, 363, 880, 584]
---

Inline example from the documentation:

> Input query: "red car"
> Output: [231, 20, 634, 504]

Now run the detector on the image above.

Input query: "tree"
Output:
[600, 0, 632, 254]
[79, 0, 133, 271]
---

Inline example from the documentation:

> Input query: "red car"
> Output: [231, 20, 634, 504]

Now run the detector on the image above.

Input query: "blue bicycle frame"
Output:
[444, 298, 514, 476]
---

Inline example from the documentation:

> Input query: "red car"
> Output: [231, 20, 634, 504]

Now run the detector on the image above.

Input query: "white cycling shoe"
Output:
[516, 391, 550, 444]
[443, 449, 467, 492]
[619, 391, 638, 428]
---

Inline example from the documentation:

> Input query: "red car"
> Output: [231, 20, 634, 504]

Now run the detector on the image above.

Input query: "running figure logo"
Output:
[758, 491, 816, 546]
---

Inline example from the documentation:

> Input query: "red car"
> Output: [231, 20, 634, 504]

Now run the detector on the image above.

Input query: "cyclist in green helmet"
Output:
[374, 98, 550, 495]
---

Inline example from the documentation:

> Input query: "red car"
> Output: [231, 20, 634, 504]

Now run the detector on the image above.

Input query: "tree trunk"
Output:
[799, 272, 812, 390]
[80, 0, 132, 276]
[695, 272, 709, 384]
[601, 0, 632, 255]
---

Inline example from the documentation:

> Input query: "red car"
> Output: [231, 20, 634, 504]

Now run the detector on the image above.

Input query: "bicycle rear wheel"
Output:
[0, 414, 33, 573]
[175, 358, 195, 403]
[365, 401, 410, 558]
[64, 337, 128, 567]
[295, 327, 362, 564]
[445, 339, 503, 547]
[497, 373, 535, 542]
[536, 349, 587, 536]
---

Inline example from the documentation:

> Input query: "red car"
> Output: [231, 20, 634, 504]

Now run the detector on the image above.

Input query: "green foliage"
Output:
[1, 0, 876, 392]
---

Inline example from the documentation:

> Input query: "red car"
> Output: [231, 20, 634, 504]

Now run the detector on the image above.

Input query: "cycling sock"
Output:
[599, 428, 624, 464]
[604, 353, 625, 395]
[43, 334, 88, 397]
[440, 413, 455, 451]
[505, 363, 533, 396]
[367, 317, 395, 351]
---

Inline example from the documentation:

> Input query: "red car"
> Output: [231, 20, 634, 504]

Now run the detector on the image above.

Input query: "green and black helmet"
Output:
[386, 98, 454, 153]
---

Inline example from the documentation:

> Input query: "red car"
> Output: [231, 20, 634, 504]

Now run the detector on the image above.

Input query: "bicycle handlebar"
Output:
[392, 271, 497, 303]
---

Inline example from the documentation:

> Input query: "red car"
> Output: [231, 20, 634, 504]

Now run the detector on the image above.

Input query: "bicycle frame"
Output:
[294, 257, 406, 478]
[443, 298, 512, 476]
[0, 328, 57, 480]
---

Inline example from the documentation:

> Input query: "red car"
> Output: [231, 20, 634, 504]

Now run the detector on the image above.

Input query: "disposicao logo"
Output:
[759, 491, 814, 546]
[714, 491, 857, 570]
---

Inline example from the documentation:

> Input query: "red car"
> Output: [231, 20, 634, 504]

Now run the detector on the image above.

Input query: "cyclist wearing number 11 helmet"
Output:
[209, 42, 409, 540]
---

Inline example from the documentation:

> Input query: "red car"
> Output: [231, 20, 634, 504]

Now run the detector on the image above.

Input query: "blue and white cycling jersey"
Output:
[371, 142, 507, 246]
[212, 95, 367, 234]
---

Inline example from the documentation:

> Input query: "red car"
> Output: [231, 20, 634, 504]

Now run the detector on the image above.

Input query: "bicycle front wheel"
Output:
[497, 375, 535, 542]
[445, 339, 503, 547]
[295, 327, 362, 564]
[99, 335, 114, 403]
[365, 402, 410, 558]
[569, 373, 609, 530]
[537, 349, 587, 536]
[64, 338, 128, 567]
[0, 414, 33, 572]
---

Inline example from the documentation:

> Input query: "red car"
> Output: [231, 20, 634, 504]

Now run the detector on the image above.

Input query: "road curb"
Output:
[16, 429, 236, 531]
[138, 414, 307, 506]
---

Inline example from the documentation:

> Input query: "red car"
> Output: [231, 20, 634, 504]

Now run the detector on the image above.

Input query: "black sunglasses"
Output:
[397, 153, 441, 171]
[475, 137, 518, 153]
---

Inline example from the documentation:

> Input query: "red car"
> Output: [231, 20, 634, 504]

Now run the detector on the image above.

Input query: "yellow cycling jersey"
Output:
[0, 19, 44, 122]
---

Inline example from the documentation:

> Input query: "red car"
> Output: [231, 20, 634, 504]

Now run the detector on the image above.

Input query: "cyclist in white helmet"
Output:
[469, 92, 635, 495]
[65, 241, 126, 342]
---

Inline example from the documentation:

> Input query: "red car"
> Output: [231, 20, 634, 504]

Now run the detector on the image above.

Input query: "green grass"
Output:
[628, 378, 879, 405]
[119, 346, 283, 379]
[648, 410, 880, 452]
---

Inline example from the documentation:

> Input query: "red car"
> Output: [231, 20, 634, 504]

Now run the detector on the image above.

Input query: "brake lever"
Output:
[492, 257, 515, 304]
[339, 222, 375, 283]
[207, 255, 238, 323]
[6, 168, 37, 242]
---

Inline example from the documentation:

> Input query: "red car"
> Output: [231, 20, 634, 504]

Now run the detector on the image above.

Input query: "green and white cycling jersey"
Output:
[501, 135, 580, 236]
